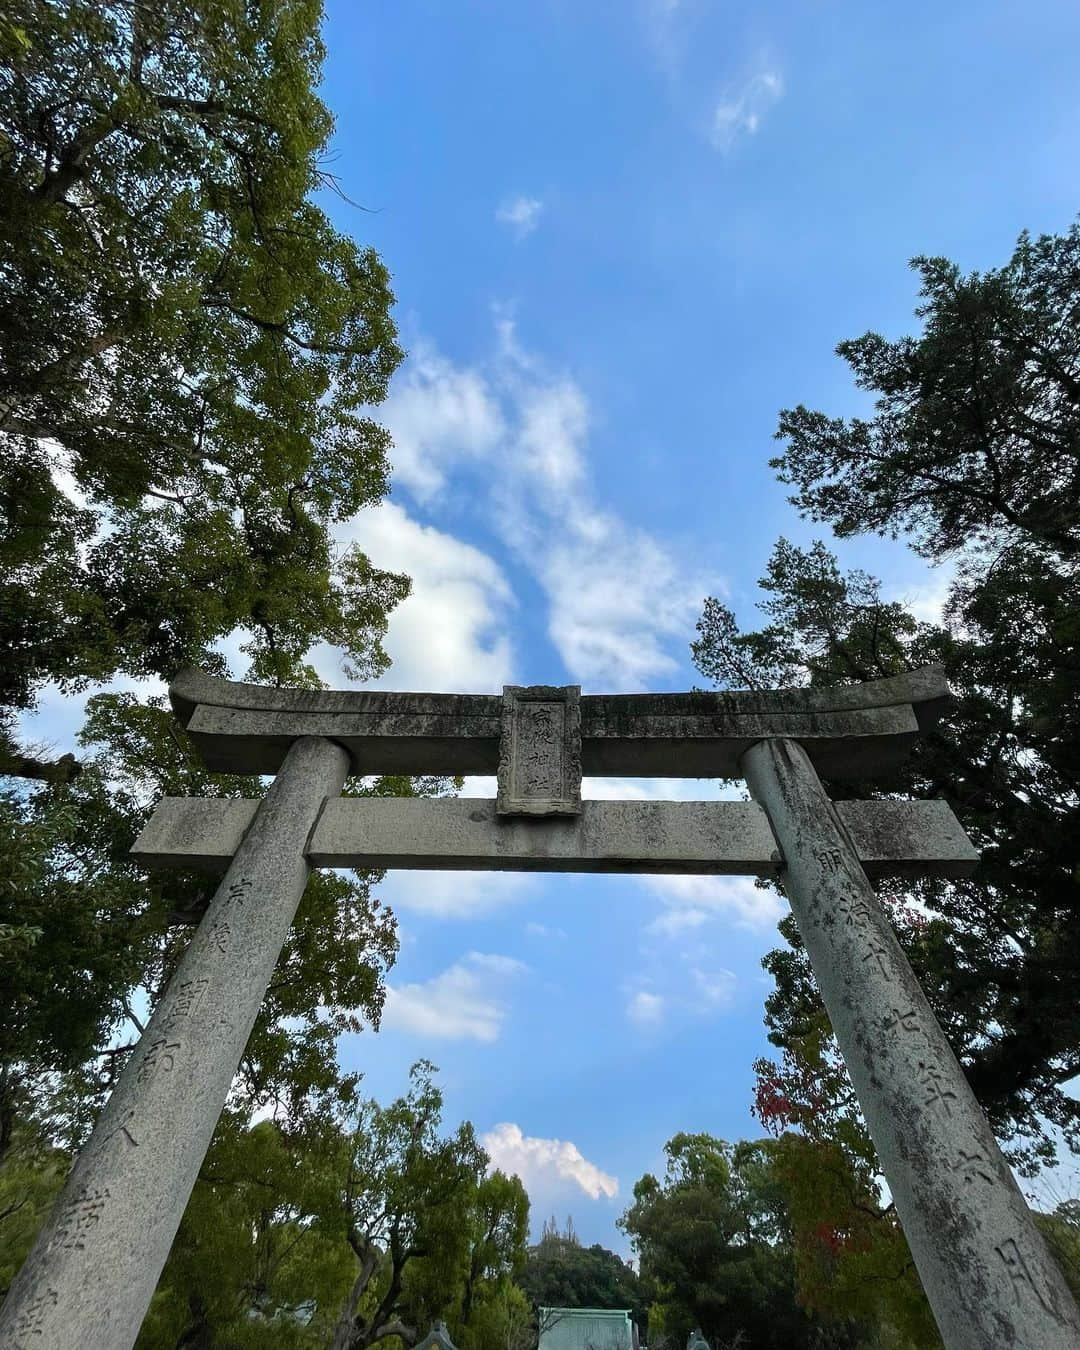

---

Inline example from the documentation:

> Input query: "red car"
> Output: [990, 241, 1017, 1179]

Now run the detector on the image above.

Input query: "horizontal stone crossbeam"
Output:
[132, 796, 978, 886]
[169, 666, 950, 780]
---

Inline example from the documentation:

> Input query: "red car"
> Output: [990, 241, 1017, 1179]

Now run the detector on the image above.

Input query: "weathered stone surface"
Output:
[132, 796, 978, 883]
[496, 685, 582, 816]
[0, 737, 350, 1350]
[170, 664, 949, 723]
[170, 666, 949, 779]
[743, 736, 1080, 1350]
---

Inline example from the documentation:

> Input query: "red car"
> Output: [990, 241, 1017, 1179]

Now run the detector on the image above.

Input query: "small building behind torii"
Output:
[538, 1307, 637, 1350]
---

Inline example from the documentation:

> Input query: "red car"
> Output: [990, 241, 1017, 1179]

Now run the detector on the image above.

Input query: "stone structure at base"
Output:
[743, 737, 1080, 1349]
[0, 737, 349, 1350]
[1, 665, 1075, 1350]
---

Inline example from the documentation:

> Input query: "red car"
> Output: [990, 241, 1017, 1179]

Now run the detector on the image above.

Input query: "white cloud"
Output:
[335, 500, 514, 692]
[496, 195, 544, 239]
[525, 921, 567, 940]
[377, 869, 536, 920]
[482, 1122, 618, 1200]
[641, 874, 784, 932]
[514, 376, 588, 491]
[535, 511, 706, 689]
[373, 321, 717, 692]
[889, 569, 954, 626]
[690, 965, 737, 1007]
[645, 907, 712, 938]
[641, 0, 691, 81]
[380, 342, 505, 504]
[490, 321, 713, 689]
[626, 990, 666, 1027]
[710, 70, 784, 152]
[382, 951, 527, 1042]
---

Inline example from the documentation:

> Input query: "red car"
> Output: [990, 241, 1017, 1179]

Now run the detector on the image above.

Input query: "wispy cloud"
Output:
[376, 869, 537, 920]
[625, 946, 738, 1033]
[627, 989, 666, 1027]
[382, 952, 527, 1042]
[525, 921, 567, 940]
[642, 874, 784, 932]
[710, 69, 784, 152]
[496, 195, 544, 239]
[380, 341, 505, 505]
[690, 965, 737, 1007]
[373, 318, 716, 691]
[887, 567, 955, 627]
[482, 1122, 618, 1200]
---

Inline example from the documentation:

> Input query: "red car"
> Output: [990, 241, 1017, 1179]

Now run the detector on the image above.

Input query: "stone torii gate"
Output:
[3, 667, 1078, 1350]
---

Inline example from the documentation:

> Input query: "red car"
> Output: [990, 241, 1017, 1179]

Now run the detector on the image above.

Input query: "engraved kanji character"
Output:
[883, 1006, 920, 1035]
[162, 977, 210, 1029]
[954, 1148, 994, 1187]
[208, 919, 232, 953]
[14, 1287, 58, 1337]
[50, 1187, 109, 1251]
[136, 1037, 182, 1086]
[100, 1108, 139, 1150]
[837, 894, 870, 929]
[530, 707, 554, 739]
[225, 877, 253, 906]
[916, 1059, 958, 1116]
[996, 1236, 1075, 1322]
[861, 938, 889, 976]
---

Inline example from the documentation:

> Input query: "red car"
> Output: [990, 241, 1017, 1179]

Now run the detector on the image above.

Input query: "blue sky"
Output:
[305, 0, 1080, 1250]
[25, 0, 1080, 1255]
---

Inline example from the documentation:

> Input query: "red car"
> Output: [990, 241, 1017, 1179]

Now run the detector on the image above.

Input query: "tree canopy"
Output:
[129, 1063, 531, 1350]
[518, 1223, 644, 1330]
[692, 221, 1080, 1334]
[0, 0, 418, 1322]
[620, 1132, 870, 1350]
[1, 0, 409, 779]
[773, 228, 1080, 563]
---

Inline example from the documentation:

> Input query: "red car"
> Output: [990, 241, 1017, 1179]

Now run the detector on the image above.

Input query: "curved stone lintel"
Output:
[171, 665, 949, 723]
[169, 666, 950, 780]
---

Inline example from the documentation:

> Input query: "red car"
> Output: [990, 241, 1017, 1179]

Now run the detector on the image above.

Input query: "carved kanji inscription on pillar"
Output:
[497, 685, 582, 816]
[49, 1188, 109, 1252]
[12, 1287, 57, 1342]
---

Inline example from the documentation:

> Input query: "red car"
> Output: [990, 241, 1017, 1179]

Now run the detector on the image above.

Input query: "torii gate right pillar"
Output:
[743, 737, 1080, 1350]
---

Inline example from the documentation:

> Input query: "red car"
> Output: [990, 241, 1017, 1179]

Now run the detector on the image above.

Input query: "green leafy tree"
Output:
[329, 1063, 493, 1350]
[137, 1112, 356, 1348]
[620, 1132, 868, 1350]
[135, 1066, 531, 1349]
[1, 0, 408, 778]
[461, 1279, 534, 1350]
[0, 1128, 67, 1306]
[691, 221, 1080, 1335]
[460, 1170, 530, 1330]
[0, 689, 410, 1322]
[518, 1230, 643, 1328]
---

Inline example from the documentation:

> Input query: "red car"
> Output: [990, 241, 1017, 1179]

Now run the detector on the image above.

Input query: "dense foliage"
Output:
[0, 0, 417, 1326]
[1, 0, 409, 779]
[519, 1222, 644, 1329]
[131, 1063, 531, 1350]
[620, 1133, 871, 1350]
[692, 222, 1080, 1322]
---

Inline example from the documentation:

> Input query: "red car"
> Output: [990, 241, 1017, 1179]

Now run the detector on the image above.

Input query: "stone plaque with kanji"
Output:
[496, 685, 582, 816]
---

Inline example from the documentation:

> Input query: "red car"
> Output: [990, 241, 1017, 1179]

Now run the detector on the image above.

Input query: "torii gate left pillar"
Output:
[0, 736, 349, 1349]
[1, 669, 1077, 1350]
